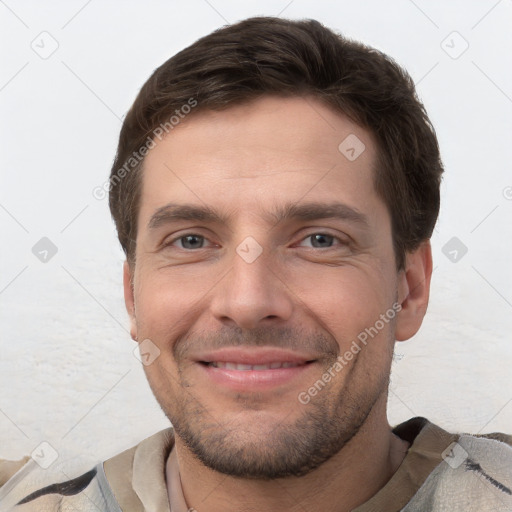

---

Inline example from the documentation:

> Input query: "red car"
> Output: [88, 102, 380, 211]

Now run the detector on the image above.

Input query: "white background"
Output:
[1, 0, 511, 475]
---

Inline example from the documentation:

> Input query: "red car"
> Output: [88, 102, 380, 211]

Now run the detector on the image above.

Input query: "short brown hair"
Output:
[109, 16, 443, 270]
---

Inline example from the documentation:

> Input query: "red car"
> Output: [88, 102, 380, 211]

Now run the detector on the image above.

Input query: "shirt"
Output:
[2, 416, 511, 511]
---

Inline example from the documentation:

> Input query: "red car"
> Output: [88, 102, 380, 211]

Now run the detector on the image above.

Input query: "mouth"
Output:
[195, 349, 319, 391]
[201, 360, 314, 370]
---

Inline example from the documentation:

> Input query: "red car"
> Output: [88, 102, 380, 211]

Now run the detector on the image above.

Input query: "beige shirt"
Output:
[4, 417, 512, 511]
[101, 417, 512, 511]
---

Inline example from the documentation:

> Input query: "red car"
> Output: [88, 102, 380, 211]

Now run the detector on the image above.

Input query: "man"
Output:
[2, 16, 511, 512]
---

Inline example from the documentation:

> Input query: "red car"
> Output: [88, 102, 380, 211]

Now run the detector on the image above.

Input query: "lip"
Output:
[195, 348, 318, 392]
[196, 347, 317, 366]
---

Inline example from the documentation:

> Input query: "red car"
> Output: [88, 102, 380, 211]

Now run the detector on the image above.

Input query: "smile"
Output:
[206, 361, 306, 370]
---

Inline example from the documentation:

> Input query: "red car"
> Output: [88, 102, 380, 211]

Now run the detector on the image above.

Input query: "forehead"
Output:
[138, 96, 383, 226]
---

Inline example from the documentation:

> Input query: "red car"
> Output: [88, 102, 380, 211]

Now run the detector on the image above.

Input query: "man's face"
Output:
[125, 96, 410, 478]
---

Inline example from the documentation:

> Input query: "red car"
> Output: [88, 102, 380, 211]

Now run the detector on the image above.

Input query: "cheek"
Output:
[134, 275, 194, 394]
[283, 264, 394, 343]
[134, 267, 210, 336]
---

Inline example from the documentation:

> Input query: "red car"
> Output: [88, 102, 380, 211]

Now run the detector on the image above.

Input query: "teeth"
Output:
[209, 361, 302, 370]
[234, 363, 252, 370]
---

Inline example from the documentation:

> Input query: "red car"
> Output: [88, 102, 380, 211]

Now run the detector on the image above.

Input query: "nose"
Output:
[210, 245, 294, 329]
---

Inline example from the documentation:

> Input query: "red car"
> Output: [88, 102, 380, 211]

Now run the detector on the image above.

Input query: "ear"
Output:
[395, 240, 433, 341]
[123, 260, 138, 342]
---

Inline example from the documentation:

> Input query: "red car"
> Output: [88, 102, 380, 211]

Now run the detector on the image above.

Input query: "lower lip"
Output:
[198, 362, 315, 391]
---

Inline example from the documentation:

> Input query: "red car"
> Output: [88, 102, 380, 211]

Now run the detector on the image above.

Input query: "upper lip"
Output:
[197, 348, 317, 365]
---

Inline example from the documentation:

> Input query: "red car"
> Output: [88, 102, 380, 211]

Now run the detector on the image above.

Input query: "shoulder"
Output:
[403, 428, 512, 511]
[0, 429, 174, 512]
[471, 430, 512, 447]
[0, 462, 120, 512]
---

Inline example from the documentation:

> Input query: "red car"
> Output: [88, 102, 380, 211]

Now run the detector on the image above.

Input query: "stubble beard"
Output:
[152, 349, 390, 480]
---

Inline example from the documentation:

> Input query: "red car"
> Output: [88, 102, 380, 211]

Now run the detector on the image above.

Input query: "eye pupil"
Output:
[182, 235, 204, 249]
[311, 234, 333, 248]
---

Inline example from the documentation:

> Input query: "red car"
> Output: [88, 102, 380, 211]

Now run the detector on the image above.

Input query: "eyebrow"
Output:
[268, 202, 369, 228]
[147, 203, 226, 229]
[147, 201, 369, 230]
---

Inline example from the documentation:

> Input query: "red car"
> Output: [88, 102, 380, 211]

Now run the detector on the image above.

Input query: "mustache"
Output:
[173, 325, 340, 361]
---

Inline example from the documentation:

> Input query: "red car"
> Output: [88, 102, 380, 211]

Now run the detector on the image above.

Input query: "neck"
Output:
[167, 399, 409, 512]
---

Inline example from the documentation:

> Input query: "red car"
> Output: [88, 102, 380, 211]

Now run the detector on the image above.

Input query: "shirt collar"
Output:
[105, 417, 455, 512]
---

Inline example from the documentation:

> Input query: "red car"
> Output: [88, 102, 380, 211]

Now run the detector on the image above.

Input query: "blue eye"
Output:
[307, 234, 335, 248]
[177, 235, 205, 249]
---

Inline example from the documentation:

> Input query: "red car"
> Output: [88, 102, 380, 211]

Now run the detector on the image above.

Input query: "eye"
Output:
[298, 233, 340, 248]
[172, 234, 207, 250]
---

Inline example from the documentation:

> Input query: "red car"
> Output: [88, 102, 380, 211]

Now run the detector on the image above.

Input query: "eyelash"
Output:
[163, 232, 348, 250]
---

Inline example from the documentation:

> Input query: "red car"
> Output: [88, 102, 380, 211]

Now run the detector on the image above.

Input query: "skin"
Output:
[123, 96, 432, 512]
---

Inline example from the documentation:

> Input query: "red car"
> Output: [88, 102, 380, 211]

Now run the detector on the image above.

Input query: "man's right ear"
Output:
[123, 261, 138, 342]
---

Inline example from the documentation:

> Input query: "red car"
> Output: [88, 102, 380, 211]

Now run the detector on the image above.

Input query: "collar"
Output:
[103, 417, 456, 512]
